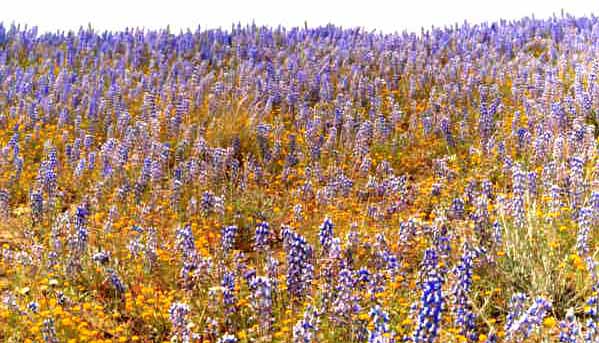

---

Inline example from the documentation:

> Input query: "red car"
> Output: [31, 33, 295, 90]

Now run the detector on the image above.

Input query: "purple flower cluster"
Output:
[293, 305, 320, 343]
[368, 305, 396, 343]
[410, 248, 445, 343]
[505, 295, 552, 341]
[282, 226, 314, 300]
[169, 302, 192, 343]
[221, 225, 238, 254]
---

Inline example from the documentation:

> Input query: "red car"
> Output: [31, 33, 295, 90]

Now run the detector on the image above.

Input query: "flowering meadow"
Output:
[0, 14, 597, 343]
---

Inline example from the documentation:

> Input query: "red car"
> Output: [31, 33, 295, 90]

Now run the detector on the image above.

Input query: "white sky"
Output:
[1, 0, 598, 34]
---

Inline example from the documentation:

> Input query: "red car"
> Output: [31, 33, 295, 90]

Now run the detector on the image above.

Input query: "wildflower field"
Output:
[0, 14, 597, 343]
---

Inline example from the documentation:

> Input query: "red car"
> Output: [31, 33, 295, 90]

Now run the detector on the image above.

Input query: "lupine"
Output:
[27, 301, 39, 313]
[216, 333, 238, 343]
[479, 88, 495, 143]
[41, 317, 58, 343]
[293, 203, 303, 221]
[450, 197, 465, 219]
[254, 222, 270, 251]
[105, 268, 126, 294]
[169, 302, 192, 343]
[0, 188, 9, 218]
[451, 245, 479, 342]
[368, 305, 396, 343]
[221, 225, 238, 254]
[569, 155, 585, 214]
[591, 191, 599, 212]
[30, 189, 43, 224]
[318, 217, 334, 253]
[175, 224, 196, 260]
[332, 267, 360, 324]
[293, 305, 320, 343]
[221, 271, 237, 315]
[282, 226, 314, 300]
[249, 276, 273, 332]
[584, 280, 599, 342]
[576, 207, 593, 256]
[505, 293, 528, 333]
[559, 309, 580, 343]
[411, 248, 445, 343]
[39, 146, 58, 199]
[92, 250, 110, 265]
[374, 233, 399, 274]
[511, 163, 527, 228]
[73, 203, 89, 253]
[506, 296, 552, 340]
[548, 184, 562, 220]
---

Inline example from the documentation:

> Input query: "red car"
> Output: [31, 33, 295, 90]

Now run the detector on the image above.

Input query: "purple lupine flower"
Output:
[569, 155, 585, 214]
[548, 184, 562, 220]
[39, 146, 58, 198]
[505, 293, 528, 333]
[41, 317, 58, 343]
[318, 217, 334, 253]
[221, 225, 238, 253]
[451, 245, 479, 342]
[254, 222, 270, 251]
[92, 251, 110, 265]
[0, 188, 9, 218]
[216, 334, 238, 343]
[282, 226, 314, 300]
[374, 233, 399, 274]
[354, 120, 373, 157]
[591, 191, 599, 212]
[506, 296, 552, 340]
[87, 152, 96, 171]
[169, 302, 192, 343]
[293, 203, 304, 221]
[528, 171, 537, 197]
[577, 207, 593, 256]
[368, 305, 396, 343]
[511, 163, 527, 228]
[410, 248, 445, 343]
[220, 270, 237, 320]
[449, 197, 465, 219]
[584, 279, 599, 342]
[479, 88, 494, 142]
[67, 203, 89, 254]
[332, 267, 360, 324]
[105, 268, 126, 294]
[200, 191, 215, 215]
[558, 309, 580, 343]
[293, 305, 320, 343]
[175, 224, 196, 260]
[249, 276, 273, 333]
[256, 123, 272, 162]
[74, 158, 86, 177]
[83, 134, 94, 150]
[27, 301, 39, 313]
[492, 220, 503, 247]
[30, 189, 43, 224]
